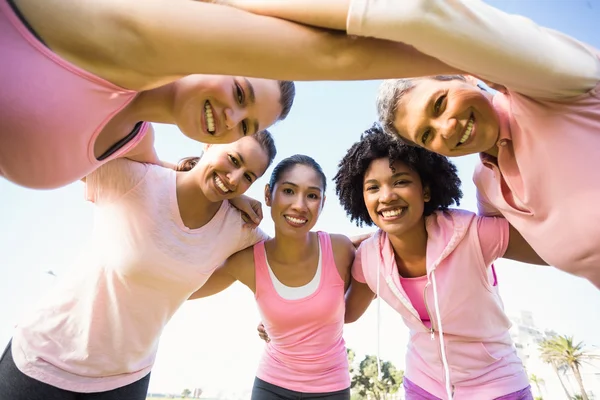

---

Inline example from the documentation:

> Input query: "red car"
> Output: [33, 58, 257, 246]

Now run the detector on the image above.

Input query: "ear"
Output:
[423, 186, 431, 203]
[264, 184, 272, 206]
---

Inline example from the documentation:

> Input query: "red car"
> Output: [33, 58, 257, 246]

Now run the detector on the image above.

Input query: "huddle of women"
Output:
[1, 0, 598, 399]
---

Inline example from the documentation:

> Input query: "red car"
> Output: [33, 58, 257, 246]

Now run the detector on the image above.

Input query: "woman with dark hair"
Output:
[0, 132, 276, 400]
[335, 125, 545, 400]
[191, 154, 355, 400]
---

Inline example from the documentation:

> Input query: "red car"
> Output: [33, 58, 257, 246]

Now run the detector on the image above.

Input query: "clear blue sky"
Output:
[1, 1, 599, 396]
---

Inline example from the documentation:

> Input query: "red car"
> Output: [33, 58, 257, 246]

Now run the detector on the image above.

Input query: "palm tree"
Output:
[529, 373, 544, 399]
[540, 336, 591, 400]
[539, 339, 571, 399]
[550, 336, 590, 400]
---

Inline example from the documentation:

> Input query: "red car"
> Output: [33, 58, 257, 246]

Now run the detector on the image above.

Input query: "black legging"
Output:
[251, 377, 350, 400]
[0, 341, 151, 400]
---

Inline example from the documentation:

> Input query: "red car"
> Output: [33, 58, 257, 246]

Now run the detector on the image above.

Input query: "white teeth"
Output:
[285, 216, 307, 225]
[459, 116, 474, 144]
[204, 102, 215, 133]
[214, 175, 229, 193]
[381, 208, 404, 218]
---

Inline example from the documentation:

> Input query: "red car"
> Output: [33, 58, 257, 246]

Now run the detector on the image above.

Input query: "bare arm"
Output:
[217, 0, 600, 98]
[345, 277, 375, 323]
[188, 266, 237, 299]
[18, 0, 456, 90]
[188, 248, 254, 299]
[503, 225, 548, 266]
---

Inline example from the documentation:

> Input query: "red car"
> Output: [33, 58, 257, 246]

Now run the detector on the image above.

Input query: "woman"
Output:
[190, 154, 356, 399]
[335, 125, 544, 399]
[0, 0, 452, 190]
[0, 131, 276, 399]
[215, 0, 600, 289]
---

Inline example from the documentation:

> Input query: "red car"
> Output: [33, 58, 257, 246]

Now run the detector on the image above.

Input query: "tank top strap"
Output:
[253, 240, 272, 298]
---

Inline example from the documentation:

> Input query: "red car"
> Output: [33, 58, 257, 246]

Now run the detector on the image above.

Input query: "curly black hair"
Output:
[333, 123, 463, 227]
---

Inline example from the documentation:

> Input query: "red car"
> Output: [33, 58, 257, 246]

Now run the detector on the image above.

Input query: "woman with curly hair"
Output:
[335, 125, 545, 400]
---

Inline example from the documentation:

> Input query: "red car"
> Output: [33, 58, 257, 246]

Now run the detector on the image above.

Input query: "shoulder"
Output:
[224, 245, 257, 276]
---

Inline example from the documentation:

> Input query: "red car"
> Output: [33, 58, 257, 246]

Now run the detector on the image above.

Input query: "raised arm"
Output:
[218, 0, 600, 98]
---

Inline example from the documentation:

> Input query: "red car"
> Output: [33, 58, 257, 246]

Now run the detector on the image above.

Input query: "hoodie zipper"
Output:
[423, 281, 435, 339]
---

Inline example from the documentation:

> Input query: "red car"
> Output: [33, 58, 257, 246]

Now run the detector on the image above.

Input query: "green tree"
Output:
[529, 373, 544, 399]
[540, 336, 590, 400]
[350, 355, 403, 400]
[181, 388, 191, 398]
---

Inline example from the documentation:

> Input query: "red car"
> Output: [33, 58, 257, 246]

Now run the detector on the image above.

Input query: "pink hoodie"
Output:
[352, 209, 528, 399]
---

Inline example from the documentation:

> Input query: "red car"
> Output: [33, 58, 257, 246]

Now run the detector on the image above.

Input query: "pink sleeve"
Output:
[351, 244, 367, 284]
[239, 226, 270, 250]
[477, 216, 509, 266]
[85, 159, 149, 204]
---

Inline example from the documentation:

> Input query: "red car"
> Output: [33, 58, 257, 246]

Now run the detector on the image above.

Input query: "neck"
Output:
[175, 170, 221, 229]
[388, 218, 428, 276]
[128, 83, 177, 124]
[483, 145, 499, 158]
[266, 230, 316, 264]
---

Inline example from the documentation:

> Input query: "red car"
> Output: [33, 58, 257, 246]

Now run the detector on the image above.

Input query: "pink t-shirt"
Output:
[254, 232, 350, 393]
[11, 159, 266, 392]
[0, 0, 151, 189]
[354, 215, 507, 328]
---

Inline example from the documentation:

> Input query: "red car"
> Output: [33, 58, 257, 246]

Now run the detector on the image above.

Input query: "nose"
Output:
[436, 117, 458, 140]
[226, 170, 243, 191]
[379, 186, 399, 204]
[291, 195, 308, 212]
[224, 107, 247, 130]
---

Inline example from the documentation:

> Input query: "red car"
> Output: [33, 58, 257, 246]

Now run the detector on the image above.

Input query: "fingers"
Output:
[257, 322, 270, 342]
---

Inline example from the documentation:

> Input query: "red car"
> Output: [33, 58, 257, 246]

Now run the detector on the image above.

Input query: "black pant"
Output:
[251, 377, 350, 400]
[0, 341, 151, 400]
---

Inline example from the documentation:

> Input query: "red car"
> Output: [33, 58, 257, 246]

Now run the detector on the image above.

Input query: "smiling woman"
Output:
[336, 125, 545, 399]
[0, 132, 278, 400]
[188, 154, 357, 399]
[0, 0, 296, 190]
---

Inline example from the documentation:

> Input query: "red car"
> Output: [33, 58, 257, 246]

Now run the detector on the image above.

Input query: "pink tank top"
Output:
[254, 232, 350, 393]
[0, 0, 148, 189]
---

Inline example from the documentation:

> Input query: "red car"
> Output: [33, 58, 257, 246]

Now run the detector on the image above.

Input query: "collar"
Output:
[480, 92, 512, 165]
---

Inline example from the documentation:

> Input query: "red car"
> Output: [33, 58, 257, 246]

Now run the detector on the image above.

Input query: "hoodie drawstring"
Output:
[431, 270, 453, 399]
[376, 259, 382, 379]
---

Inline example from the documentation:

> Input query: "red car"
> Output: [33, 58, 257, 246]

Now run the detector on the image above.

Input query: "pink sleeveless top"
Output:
[254, 232, 350, 393]
[0, 0, 148, 189]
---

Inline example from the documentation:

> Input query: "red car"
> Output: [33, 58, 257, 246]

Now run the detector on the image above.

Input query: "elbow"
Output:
[344, 311, 359, 324]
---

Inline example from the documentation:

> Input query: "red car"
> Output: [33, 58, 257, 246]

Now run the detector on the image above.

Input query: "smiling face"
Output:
[393, 78, 500, 157]
[195, 136, 270, 202]
[266, 164, 326, 236]
[172, 75, 283, 144]
[363, 158, 430, 237]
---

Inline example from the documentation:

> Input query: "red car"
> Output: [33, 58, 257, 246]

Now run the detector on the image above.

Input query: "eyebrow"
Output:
[236, 152, 258, 180]
[281, 181, 322, 192]
[364, 171, 411, 185]
[243, 78, 260, 134]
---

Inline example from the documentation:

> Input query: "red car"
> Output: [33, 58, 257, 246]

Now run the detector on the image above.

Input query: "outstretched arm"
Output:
[217, 0, 600, 98]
